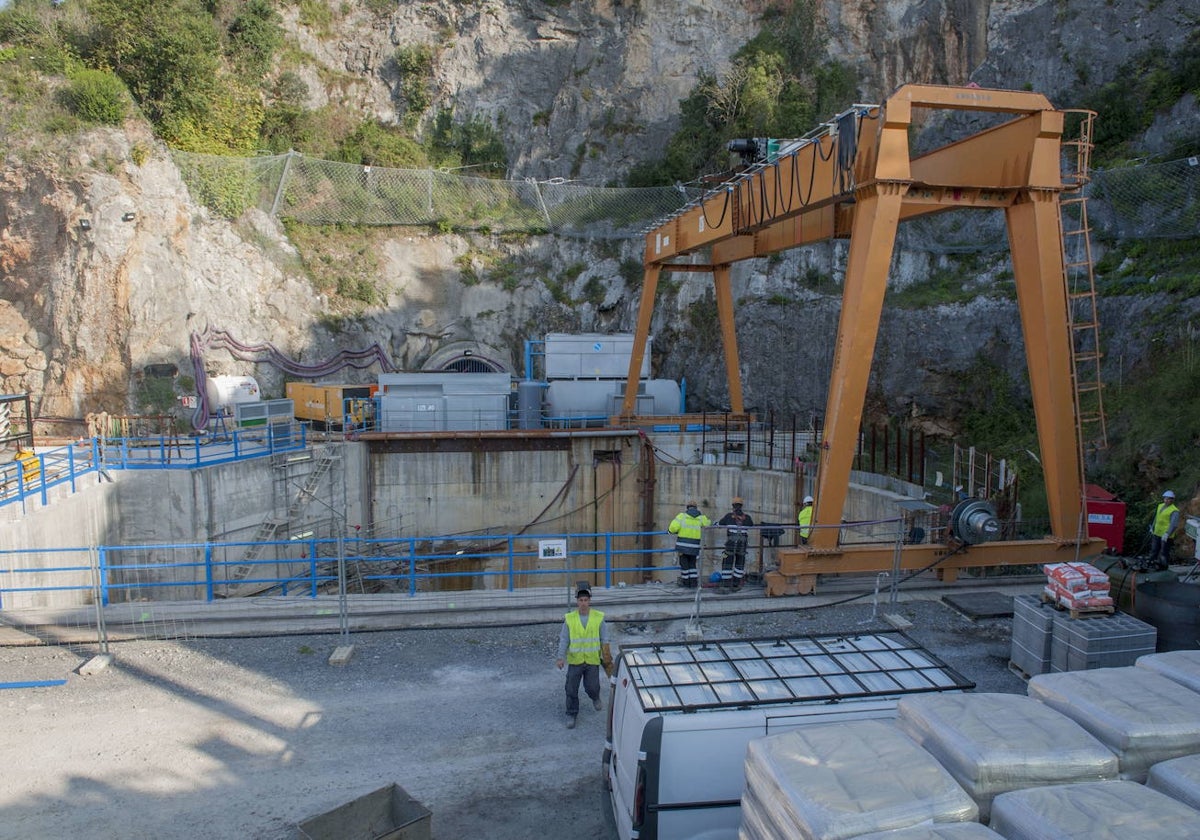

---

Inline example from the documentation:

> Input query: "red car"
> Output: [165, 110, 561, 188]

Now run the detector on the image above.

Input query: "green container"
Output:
[1091, 555, 1177, 613]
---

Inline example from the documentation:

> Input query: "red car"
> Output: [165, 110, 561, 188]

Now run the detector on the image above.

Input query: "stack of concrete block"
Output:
[1049, 611, 1157, 673]
[1010, 593, 1057, 677]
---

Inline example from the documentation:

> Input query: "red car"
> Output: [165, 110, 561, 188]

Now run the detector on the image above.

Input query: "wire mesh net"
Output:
[171, 149, 1198, 244]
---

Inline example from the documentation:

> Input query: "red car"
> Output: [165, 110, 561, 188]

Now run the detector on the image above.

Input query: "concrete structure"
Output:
[0, 431, 924, 608]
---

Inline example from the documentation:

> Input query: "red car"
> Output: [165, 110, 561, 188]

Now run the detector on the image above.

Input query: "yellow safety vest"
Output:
[668, 512, 709, 551]
[1153, 502, 1179, 538]
[565, 609, 604, 665]
[798, 506, 813, 539]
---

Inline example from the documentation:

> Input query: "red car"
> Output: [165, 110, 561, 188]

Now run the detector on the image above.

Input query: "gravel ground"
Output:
[0, 597, 1024, 840]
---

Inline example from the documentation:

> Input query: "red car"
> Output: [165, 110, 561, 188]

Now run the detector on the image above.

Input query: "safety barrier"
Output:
[0, 524, 840, 609]
[0, 423, 309, 510]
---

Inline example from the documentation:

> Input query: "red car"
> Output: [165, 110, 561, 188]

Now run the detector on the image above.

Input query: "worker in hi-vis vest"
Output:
[555, 586, 612, 729]
[668, 501, 710, 588]
[798, 495, 814, 545]
[1148, 489, 1180, 569]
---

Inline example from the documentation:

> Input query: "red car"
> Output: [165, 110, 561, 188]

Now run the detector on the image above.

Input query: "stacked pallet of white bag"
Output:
[851, 824, 1003, 840]
[738, 719, 977, 840]
[1026, 666, 1200, 781]
[894, 692, 1118, 821]
[989, 780, 1200, 838]
[1136, 649, 1200, 692]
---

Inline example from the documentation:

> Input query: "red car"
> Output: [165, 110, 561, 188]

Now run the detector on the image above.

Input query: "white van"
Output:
[602, 630, 974, 840]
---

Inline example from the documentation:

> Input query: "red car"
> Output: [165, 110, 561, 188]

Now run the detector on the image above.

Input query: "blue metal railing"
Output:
[0, 530, 689, 608]
[0, 423, 309, 510]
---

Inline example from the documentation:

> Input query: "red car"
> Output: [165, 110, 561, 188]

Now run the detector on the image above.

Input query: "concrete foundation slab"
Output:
[942, 591, 1014, 620]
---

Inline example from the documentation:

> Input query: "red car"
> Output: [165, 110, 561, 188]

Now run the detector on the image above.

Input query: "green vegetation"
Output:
[583, 276, 606, 306]
[281, 222, 384, 307]
[618, 258, 643, 289]
[1093, 341, 1200, 551]
[0, 0, 510, 185]
[62, 67, 127, 125]
[136, 375, 178, 415]
[1082, 31, 1200, 164]
[887, 268, 1003, 309]
[393, 43, 434, 128]
[627, 0, 857, 186]
[1093, 237, 1200, 296]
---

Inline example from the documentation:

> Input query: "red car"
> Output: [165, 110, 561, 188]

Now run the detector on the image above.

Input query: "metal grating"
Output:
[622, 631, 974, 713]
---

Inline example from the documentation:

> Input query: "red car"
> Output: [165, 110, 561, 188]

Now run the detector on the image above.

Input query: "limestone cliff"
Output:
[0, 0, 1195, 431]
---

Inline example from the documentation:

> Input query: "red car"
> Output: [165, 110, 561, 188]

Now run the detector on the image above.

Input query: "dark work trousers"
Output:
[678, 551, 699, 586]
[565, 662, 600, 717]
[1149, 535, 1174, 568]
[721, 539, 747, 584]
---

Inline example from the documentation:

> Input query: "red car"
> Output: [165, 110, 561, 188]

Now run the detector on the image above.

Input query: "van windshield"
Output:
[621, 631, 974, 713]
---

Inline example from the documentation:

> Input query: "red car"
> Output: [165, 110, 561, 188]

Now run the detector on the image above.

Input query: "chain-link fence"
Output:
[1090, 157, 1200, 240]
[172, 149, 703, 239]
[172, 149, 1198, 245]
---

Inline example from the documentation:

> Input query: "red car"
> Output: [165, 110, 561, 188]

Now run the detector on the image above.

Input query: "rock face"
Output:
[0, 0, 1194, 428]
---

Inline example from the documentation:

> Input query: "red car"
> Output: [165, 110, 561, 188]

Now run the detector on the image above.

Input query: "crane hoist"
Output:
[618, 84, 1105, 586]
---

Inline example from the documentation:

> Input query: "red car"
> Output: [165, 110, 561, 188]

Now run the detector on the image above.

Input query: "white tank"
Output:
[205, 375, 261, 412]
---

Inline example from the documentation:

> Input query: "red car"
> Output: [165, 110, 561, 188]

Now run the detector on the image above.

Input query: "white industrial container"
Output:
[544, 333, 651, 379]
[377, 372, 511, 432]
[545, 379, 680, 426]
[205, 375, 261, 412]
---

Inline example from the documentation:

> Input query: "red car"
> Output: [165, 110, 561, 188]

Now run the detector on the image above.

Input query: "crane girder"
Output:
[622, 84, 1093, 564]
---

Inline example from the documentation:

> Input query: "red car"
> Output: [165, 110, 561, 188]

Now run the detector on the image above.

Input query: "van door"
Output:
[606, 661, 650, 840]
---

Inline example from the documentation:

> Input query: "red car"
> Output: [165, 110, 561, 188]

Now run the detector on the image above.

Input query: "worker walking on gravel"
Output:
[668, 501, 710, 588]
[1148, 489, 1181, 569]
[556, 586, 613, 729]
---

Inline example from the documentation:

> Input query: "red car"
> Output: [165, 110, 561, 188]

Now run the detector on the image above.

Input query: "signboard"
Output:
[538, 538, 567, 561]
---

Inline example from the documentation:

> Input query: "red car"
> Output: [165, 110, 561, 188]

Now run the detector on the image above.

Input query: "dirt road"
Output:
[0, 598, 1022, 839]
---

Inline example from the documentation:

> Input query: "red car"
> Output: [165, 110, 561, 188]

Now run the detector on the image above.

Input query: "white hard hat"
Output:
[803, 495, 814, 504]
[1163, 490, 1176, 499]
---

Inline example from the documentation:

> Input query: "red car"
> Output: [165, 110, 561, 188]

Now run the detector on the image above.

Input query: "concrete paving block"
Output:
[79, 654, 113, 675]
[329, 645, 355, 666]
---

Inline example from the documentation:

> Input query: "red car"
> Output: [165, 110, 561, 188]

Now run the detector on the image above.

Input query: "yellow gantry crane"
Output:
[619, 84, 1104, 583]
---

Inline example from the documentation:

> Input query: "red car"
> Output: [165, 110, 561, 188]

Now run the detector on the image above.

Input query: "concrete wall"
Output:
[366, 432, 648, 588]
[0, 444, 368, 608]
[0, 433, 924, 606]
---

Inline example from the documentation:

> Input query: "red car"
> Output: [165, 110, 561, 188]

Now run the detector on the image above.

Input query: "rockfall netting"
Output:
[171, 150, 1199, 247]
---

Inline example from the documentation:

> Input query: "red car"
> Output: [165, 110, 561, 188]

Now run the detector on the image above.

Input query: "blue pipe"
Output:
[1, 679, 67, 690]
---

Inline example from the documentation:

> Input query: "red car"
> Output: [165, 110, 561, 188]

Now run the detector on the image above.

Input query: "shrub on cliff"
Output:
[62, 68, 127, 125]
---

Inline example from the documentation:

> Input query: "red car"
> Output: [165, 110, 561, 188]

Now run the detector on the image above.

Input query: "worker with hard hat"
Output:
[716, 497, 755, 592]
[1148, 489, 1181, 569]
[668, 500, 710, 588]
[798, 495, 815, 544]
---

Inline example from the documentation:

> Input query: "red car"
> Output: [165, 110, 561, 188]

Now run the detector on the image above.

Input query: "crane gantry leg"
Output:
[810, 182, 908, 550]
[1007, 190, 1085, 542]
